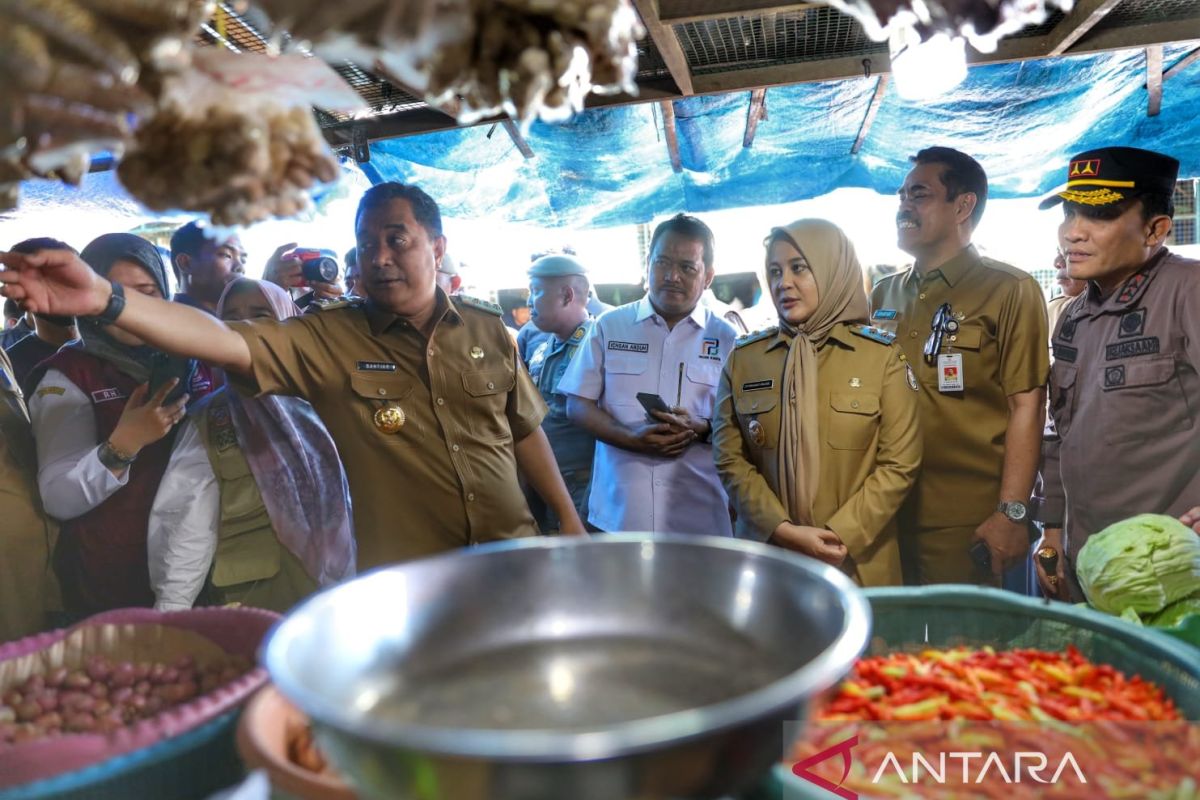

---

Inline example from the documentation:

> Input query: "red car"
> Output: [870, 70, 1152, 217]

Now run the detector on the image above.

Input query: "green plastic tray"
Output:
[764, 586, 1200, 799]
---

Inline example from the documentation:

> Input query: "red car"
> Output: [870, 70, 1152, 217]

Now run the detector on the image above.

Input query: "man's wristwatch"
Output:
[697, 418, 713, 444]
[997, 500, 1028, 523]
[95, 280, 126, 325]
[98, 439, 137, 470]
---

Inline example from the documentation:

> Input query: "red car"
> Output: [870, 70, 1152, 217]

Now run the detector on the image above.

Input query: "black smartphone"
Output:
[636, 392, 672, 416]
[968, 540, 992, 572]
[147, 355, 195, 405]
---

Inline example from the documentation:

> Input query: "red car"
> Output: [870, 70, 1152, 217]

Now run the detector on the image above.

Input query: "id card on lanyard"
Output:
[937, 353, 964, 392]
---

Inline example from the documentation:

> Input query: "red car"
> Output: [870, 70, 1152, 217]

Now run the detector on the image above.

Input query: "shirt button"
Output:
[950, 335, 957, 342]
[487, 381, 495, 390]
[919, 293, 926, 300]
[654, 479, 662, 486]
[910, 331, 918, 338]
[377, 388, 387, 396]
[452, 444, 460, 452]
[851, 400, 860, 409]
[428, 349, 435, 357]
[437, 397, 445, 406]
[467, 492, 475, 502]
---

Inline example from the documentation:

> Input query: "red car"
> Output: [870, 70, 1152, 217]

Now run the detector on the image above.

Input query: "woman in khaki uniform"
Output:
[712, 219, 922, 586]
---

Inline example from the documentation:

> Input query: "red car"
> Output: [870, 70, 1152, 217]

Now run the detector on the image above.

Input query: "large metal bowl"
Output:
[264, 534, 870, 800]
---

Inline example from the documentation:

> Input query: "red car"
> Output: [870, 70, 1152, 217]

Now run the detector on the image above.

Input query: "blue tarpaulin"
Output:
[361, 46, 1200, 227]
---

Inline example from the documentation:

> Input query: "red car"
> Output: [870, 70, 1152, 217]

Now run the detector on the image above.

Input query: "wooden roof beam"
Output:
[743, 88, 767, 148]
[658, 0, 817, 25]
[659, 101, 683, 172]
[500, 119, 535, 159]
[1163, 44, 1200, 83]
[632, 0, 695, 95]
[1146, 46, 1163, 117]
[850, 75, 889, 155]
[1047, 0, 1124, 56]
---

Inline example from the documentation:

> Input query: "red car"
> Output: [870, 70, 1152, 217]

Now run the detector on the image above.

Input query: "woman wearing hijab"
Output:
[147, 278, 355, 612]
[27, 233, 212, 614]
[712, 220, 922, 586]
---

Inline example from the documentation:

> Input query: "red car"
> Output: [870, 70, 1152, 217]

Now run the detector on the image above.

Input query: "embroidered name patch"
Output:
[871, 309, 898, 320]
[741, 379, 774, 392]
[1052, 344, 1078, 363]
[700, 338, 721, 360]
[608, 341, 649, 353]
[357, 361, 398, 372]
[91, 388, 125, 403]
[1105, 337, 1159, 360]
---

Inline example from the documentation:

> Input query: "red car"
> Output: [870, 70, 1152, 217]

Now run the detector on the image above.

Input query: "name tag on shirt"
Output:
[937, 354, 964, 393]
[91, 388, 126, 403]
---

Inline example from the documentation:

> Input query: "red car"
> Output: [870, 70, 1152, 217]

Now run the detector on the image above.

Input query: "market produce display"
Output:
[253, 0, 643, 125]
[1076, 514, 1200, 644]
[0, 653, 252, 744]
[817, 645, 1181, 722]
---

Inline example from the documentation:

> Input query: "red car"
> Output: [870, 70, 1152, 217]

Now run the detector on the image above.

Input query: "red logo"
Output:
[1069, 159, 1101, 178]
[791, 734, 858, 799]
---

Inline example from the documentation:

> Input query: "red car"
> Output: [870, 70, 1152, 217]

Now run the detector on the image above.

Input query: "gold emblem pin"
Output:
[373, 403, 406, 433]
[470, 346, 484, 360]
[849, 377, 862, 388]
[748, 418, 766, 447]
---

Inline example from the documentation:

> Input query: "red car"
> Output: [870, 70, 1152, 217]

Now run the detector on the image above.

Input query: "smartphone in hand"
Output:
[147, 354, 195, 405]
[636, 392, 672, 417]
[968, 539, 992, 573]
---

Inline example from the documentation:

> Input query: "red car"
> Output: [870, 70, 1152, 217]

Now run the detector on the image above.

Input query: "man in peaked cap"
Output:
[524, 254, 597, 532]
[1034, 146, 1200, 599]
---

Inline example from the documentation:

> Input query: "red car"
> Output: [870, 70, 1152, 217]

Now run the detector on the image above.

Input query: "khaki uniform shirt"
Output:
[712, 322, 922, 586]
[1041, 250, 1200, 561]
[0, 349, 57, 641]
[870, 246, 1049, 528]
[230, 290, 546, 569]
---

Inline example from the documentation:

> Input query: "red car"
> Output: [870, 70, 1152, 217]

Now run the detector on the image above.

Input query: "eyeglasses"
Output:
[924, 302, 960, 365]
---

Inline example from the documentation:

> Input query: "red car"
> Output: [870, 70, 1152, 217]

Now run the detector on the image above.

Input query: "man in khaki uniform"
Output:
[0, 348, 58, 641]
[1034, 147, 1200, 599]
[870, 147, 1049, 584]
[0, 183, 586, 570]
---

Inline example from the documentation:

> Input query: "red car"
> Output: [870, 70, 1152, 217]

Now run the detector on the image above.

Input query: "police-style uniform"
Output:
[523, 255, 597, 533]
[712, 322, 922, 586]
[0, 348, 58, 640]
[229, 288, 547, 569]
[870, 246, 1049, 584]
[1036, 147, 1200, 597]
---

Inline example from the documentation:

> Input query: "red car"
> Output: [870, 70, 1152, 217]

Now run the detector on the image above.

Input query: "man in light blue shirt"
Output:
[559, 214, 736, 536]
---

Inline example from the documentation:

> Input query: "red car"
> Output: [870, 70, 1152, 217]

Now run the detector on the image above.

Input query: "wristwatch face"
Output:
[1002, 502, 1028, 522]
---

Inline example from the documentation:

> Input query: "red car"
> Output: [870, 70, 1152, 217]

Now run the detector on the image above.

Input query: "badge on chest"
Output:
[937, 353, 964, 393]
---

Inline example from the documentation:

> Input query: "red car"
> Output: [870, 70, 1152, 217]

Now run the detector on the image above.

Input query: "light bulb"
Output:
[889, 28, 968, 101]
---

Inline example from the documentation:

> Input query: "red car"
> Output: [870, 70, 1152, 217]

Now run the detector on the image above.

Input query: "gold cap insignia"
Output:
[748, 418, 766, 447]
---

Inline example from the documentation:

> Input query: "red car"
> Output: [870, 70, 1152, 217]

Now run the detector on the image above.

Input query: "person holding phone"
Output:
[713, 219, 922, 586]
[147, 278, 354, 613]
[26, 233, 211, 616]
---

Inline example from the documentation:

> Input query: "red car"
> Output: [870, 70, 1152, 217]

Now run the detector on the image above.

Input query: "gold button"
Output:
[851, 400, 860, 409]
[437, 397, 445, 406]
[452, 444, 460, 452]
[467, 493, 475, 502]
[487, 381, 495, 390]
[919, 293, 926, 300]
[910, 331, 918, 338]
[377, 388, 387, 396]
[950, 335, 957, 342]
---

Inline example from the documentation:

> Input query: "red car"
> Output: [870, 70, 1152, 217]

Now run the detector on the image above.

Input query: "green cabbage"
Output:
[1148, 594, 1200, 629]
[1076, 514, 1200, 617]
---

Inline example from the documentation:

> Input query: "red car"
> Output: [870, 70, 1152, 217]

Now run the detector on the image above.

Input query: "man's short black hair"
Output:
[344, 248, 357, 270]
[911, 147, 989, 228]
[648, 213, 715, 270]
[355, 183, 443, 240]
[169, 221, 210, 281]
[9, 237, 75, 255]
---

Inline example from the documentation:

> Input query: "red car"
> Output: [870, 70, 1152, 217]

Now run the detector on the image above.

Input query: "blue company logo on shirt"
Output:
[700, 338, 721, 360]
[608, 340, 650, 353]
[872, 309, 898, 320]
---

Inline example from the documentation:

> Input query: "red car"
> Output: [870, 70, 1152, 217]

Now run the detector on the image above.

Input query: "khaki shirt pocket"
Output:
[1049, 363, 1077, 436]
[462, 367, 517, 443]
[1102, 355, 1189, 444]
[828, 393, 880, 450]
[734, 391, 780, 453]
[350, 372, 424, 444]
[211, 527, 282, 588]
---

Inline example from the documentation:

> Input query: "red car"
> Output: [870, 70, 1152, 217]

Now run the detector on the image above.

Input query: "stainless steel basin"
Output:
[265, 534, 870, 800]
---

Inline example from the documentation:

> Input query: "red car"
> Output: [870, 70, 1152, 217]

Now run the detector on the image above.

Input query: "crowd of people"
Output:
[1, 143, 1198, 644]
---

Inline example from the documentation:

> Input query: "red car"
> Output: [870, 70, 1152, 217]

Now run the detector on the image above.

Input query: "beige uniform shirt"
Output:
[0, 349, 57, 641]
[712, 322, 922, 586]
[870, 246, 1049, 528]
[1041, 250, 1200, 562]
[231, 291, 546, 569]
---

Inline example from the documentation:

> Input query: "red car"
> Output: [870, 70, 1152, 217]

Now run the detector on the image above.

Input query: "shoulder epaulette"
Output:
[453, 294, 503, 316]
[736, 326, 778, 348]
[305, 295, 364, 313]
[850, 324, 896, 345]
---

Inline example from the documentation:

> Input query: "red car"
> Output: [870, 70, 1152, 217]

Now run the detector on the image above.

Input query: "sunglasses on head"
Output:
[924, 302, 960, 365]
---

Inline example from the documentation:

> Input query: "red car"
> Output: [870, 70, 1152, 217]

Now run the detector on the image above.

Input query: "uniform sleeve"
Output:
[825, 349, 922, 559]
[1034, 424, 1065, 525]
[29, 369, 128, 520]
[711, 356, 790, 541]
[147, 421, 218, 611]
[1180, 261, 1200, 374]
[997, 276, 1051, 396]
[227, 316, 325, 400]
[556, 317, 605, 401]
[506, 347, 548, 441]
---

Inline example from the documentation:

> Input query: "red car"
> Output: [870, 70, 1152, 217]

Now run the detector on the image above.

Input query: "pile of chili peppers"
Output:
[820, 645, 1181, 723]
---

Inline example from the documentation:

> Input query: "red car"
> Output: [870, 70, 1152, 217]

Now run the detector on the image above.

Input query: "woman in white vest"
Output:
[147, 278, 355, 612]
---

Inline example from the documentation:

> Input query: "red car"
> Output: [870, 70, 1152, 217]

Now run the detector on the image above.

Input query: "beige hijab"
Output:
[771, 219, 870, 526]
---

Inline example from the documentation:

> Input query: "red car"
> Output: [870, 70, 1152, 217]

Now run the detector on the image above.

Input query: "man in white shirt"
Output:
[560, 214, 736, 535]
